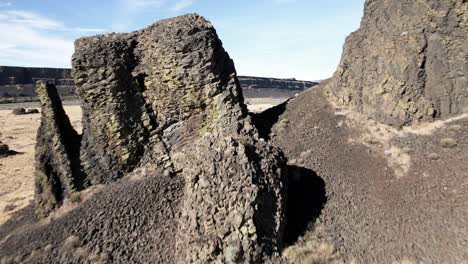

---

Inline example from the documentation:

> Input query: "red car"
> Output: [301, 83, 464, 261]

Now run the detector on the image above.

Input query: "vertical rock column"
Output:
[34, 81, 83, 218]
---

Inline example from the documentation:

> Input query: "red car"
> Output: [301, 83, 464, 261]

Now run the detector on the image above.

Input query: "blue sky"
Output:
[0, 0, 365, 80]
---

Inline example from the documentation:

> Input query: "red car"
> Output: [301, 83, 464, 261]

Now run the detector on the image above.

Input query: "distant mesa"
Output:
[0, 66, 318, 102]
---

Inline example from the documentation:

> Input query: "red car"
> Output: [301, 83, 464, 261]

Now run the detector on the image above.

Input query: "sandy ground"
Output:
[246, 97, 287, 113]
[0, 98, 280, 225]
[0, 106, 82, 224]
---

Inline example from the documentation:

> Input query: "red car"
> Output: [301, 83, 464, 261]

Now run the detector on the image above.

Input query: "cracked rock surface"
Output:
[327, 0, 468, 127]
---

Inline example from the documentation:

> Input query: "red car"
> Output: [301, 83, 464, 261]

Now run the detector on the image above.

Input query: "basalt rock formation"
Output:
[25, 14, 287, 263]
[327, 0, 468, 127]
[0, 142, 9, 157]
[264, 0, 468, 263]
[35, 81, 83, 218]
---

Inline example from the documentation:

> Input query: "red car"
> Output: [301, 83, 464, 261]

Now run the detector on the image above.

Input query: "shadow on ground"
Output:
[0, 150, 23, 158]
[251, 100, 289, 140]
[283, 165, 326, 245]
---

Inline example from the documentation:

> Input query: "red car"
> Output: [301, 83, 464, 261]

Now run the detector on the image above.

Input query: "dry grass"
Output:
[337, 107, 411, 178]
[440, 138, 457, 148]
[334, 101, 468, 178]
[283, 240, 345, 264]
[62, 235, 82, 252]
[69, 192, 82, 204]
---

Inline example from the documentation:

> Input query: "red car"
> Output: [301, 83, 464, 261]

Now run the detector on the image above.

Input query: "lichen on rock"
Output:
[33, 14, 288, 262]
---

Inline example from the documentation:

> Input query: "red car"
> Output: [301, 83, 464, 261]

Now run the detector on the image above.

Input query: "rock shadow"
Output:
[0, 150, 23, 157]
[251, 99, 289, 140]
[283, 165, 326, 245]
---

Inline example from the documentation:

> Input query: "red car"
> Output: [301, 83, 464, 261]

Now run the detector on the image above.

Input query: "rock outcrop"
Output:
[0, 66, 72, 86]
[0, 142, 8, 157]
[31, 14, 287, 263]
[34, 81, 83, 218]
[327, 0, 468, 127]
[239, 76, 317, 91]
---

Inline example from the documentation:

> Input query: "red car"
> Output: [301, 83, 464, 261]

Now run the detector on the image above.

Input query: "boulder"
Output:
[327, 0, 468, 127]
[0, 142, 9, 157]
[33, 14, 287, 262]
[25, 108, 40, 114]
[11, 108, 25, 115]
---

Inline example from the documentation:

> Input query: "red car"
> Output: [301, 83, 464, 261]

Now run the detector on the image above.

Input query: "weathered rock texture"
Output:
[34, 81, 83, 218]
[31, 14, 287, 263]
[173, 134, 286, 263]
[327, 0, 468, 127]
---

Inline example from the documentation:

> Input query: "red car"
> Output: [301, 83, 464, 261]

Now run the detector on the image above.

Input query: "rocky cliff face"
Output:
[327, 0, 468, 127]
[30, 14, 287, 263]
[0, 66, 72, 86]
[239, 76, 317, 91]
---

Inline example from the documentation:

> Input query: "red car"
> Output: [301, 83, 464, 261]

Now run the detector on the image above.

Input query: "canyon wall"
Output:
[327, 0, 468, 127]
[0, 66, 317, 101]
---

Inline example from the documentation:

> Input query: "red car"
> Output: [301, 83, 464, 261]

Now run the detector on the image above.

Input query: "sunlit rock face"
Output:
[34, 14, 287, 263]
[327, 0, 468, 127]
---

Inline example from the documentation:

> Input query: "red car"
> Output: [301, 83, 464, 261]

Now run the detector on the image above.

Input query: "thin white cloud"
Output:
[173, 0, 193, 11]
[0, 1, 12, 8]
[0, 10, 106, 32]
[0, 10, 106, 68]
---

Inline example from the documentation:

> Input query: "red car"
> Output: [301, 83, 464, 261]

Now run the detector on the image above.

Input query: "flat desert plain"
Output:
[0, 106, 83, 224]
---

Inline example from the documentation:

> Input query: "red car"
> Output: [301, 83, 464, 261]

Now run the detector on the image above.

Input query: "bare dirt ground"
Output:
[246, 97, 288, 113]
[266, 87, 468, 263]
[0, 106, 82, 225]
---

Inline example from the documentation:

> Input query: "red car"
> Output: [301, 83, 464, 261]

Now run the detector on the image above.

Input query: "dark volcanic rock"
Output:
[174, 134, 286, 263]
[11, 108, 25, 115]
[7, 14, 288, 263]
[34, 81, 83, 218]
[0, 173, 184, 264]
[0, 66, 72, 86]
[0, 142, 9, 157]
[327, 0, 468, 127]
[25, 108, 40, 114]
